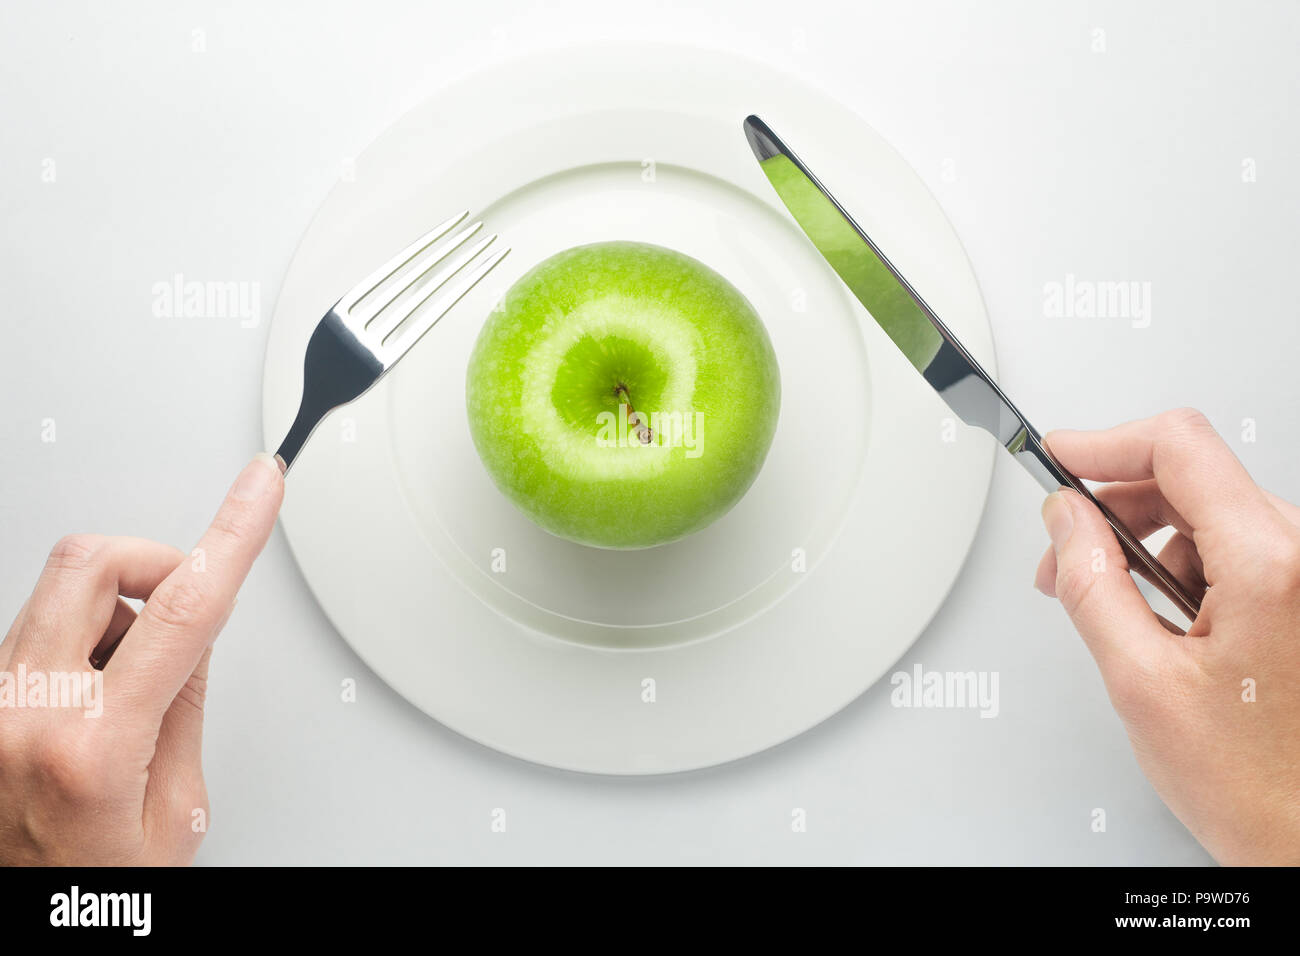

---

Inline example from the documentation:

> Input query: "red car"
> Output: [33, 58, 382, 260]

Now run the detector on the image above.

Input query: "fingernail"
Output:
[1042, 492, 1074, 552]
[231, 453, 283, 501]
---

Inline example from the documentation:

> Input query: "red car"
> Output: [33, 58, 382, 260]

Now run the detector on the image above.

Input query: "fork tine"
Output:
[366, 224, 489, 341]
[336, 210, 469, 314]
[383, 242, 511, 363]
[372, 231, 498, 343]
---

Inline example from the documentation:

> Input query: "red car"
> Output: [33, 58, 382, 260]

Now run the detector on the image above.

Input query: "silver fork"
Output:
[274, 211, 509, 472]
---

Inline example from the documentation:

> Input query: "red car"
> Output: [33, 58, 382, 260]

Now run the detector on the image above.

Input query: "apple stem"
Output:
[615, 384, 654, 445]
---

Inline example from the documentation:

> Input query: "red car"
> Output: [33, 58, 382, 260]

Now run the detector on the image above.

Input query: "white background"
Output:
[1, 0, 1295, 864]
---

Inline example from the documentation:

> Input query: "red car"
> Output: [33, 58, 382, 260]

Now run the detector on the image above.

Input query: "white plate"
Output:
[262, 44, 996, 774]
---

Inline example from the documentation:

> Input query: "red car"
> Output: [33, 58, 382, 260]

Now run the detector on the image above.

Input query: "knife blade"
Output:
[743, 114, 1201, 621]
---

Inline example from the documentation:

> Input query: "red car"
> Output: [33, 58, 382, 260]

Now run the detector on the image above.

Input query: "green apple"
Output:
[466, 241, 781, 549]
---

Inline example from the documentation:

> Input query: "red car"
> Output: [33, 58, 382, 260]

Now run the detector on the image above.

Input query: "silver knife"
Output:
[743, 114, 1201, 621]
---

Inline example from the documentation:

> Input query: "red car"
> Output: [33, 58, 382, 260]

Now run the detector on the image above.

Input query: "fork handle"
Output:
[275, 312, 383, 473]
[275, 402, 321, 475]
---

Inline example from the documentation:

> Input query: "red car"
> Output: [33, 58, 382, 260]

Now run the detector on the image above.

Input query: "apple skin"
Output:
[466, 241, 781, 549]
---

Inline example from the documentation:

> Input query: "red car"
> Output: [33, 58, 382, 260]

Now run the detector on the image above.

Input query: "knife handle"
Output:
[1012, 430, 1202, 622]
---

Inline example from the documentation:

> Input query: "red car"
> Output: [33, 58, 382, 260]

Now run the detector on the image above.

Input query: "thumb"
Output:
[1041, 490, 1166, 667]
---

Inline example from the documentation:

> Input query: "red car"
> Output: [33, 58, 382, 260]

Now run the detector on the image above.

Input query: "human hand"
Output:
[1034, 409, 1300, 865]
[0, 454, 284, 865]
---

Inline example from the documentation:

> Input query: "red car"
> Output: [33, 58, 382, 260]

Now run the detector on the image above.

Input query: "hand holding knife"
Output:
[742, 115, 1201, 621]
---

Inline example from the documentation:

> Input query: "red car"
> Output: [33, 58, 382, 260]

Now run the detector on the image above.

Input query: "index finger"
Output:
[1044, 408, 1276, 540]
[104, 454, 284, 729]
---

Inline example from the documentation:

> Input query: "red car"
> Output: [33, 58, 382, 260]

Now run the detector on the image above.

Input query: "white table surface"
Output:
[2, 0, 1295, 865]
